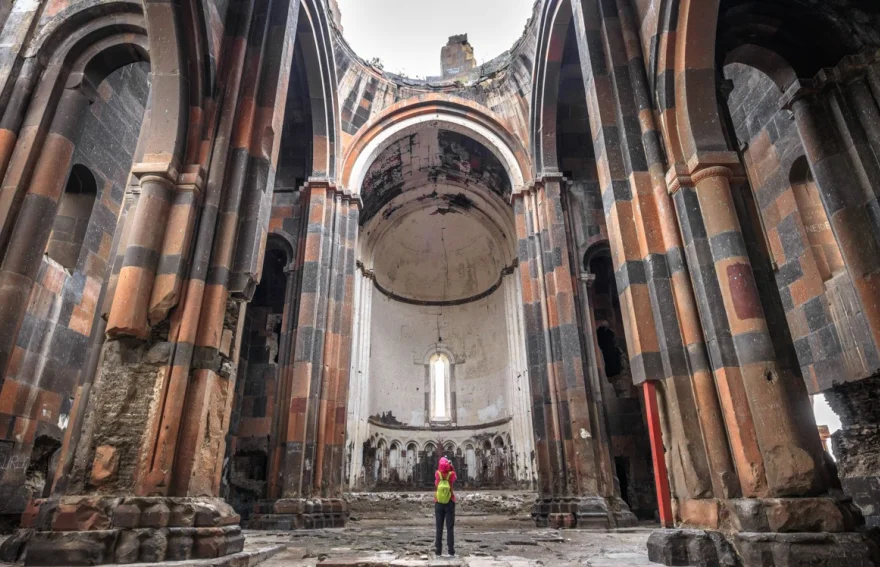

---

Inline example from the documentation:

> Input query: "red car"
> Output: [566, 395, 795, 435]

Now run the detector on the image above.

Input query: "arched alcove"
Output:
[224, 237, 292, 519]
[345, 115, 534, 492]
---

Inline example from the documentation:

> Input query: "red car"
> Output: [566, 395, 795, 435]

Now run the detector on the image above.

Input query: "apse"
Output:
[345, 123, 534, 491]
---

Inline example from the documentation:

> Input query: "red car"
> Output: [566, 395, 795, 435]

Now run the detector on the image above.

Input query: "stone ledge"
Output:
[248, 498, 349, 530]
[0, 544, 283, 567]
[346, 491, 536, 519]
[531, 496, 637, 529]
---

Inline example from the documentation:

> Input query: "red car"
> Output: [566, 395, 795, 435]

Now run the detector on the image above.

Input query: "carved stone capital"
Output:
[780, 79, 819, 111]
[131, 155, 180, 186]
[666, 153, 744, 195]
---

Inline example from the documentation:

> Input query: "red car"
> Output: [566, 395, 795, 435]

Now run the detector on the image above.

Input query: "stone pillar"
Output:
[502, 269, 535, 486]
[648, 158, 870, 565]
[251, 181, 359, 529]
[0, 85, 92, 377]
[105, 172, 177, 338]
[0, 161, 245, 565]
[514, 178, 636, 529]
[345, 266, 373, 489]
[572, 0, 740, 536]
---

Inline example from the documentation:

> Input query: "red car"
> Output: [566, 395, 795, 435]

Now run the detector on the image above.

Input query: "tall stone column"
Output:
[502, 269, 535, 485]
[514, 178, 635, 529]
[345, 266, 374, 489]
[572, 0, 740, 537]
[251, 181, 359, 529]
[648, 158, 870, 565]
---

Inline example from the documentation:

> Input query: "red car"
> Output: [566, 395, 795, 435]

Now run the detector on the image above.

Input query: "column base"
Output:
[248, 498, 349, 529]
[649, 496, 877, 566]
[0, 496, 244, 566]
[675, 496, 864, 533]
[531, 496, 637, 529]
[647, 529, 878, 566]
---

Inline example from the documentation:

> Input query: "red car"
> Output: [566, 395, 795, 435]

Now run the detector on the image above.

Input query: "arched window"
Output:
[46, 164, 98, 270]
[465, 444, 477, 481]
[389, 442, 401, 481]
[430, 353, 451, 422]
[405, 443, 418, 481]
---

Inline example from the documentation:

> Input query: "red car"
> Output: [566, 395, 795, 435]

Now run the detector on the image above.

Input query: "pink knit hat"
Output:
[438, 457, 452, 473]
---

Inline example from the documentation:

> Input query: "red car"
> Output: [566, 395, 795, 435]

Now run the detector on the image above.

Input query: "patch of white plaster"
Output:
[580, 428, 591, 439]
[477, 395, 506, 422]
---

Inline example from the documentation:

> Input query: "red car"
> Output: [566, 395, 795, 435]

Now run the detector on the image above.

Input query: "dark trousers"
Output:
[434, 501, 455, 555]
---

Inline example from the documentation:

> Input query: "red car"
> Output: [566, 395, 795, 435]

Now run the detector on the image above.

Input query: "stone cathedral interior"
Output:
[0, 0, 878, 565]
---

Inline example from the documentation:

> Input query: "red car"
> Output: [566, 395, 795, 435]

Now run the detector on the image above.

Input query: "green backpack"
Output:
[436, 471, 452, 504]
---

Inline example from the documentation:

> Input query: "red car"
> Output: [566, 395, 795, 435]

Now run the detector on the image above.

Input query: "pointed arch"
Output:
[298, 0, 340, 180]
[529, 0, 573, 176]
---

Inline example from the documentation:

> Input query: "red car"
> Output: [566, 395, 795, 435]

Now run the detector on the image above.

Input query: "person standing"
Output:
[434, 456, 456, 556]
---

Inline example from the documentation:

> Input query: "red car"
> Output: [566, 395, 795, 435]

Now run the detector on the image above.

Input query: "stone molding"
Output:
[131, 155, 181, 187]
[531, 496, 638, 530]
[367, 415, 512, 432]
[305, 178, 364, 209]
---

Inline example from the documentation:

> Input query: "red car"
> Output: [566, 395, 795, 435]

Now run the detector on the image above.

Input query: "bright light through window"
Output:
[431, 354, 449, 421]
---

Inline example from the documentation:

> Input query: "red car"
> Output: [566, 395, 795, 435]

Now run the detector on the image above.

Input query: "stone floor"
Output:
[245, 516, 659, 567]
[0, 516, 659, 566]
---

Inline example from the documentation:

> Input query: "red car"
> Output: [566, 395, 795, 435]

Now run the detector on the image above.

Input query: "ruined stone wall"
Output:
[332, 4, 540, 158]
[0, 62, 149, 526]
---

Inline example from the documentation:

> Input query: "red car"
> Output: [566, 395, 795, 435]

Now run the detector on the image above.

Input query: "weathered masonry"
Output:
[0, 0, 878, 565]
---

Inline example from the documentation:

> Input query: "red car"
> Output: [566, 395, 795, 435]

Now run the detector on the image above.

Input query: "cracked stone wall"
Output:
[332, 2, 540, 154]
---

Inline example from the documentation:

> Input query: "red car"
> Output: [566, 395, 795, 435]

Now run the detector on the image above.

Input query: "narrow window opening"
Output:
[430, 353, 451, 423]
[46, 164, 98, 270]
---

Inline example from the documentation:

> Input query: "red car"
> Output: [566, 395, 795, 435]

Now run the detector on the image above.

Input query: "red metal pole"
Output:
[643, 380, 674, 528]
